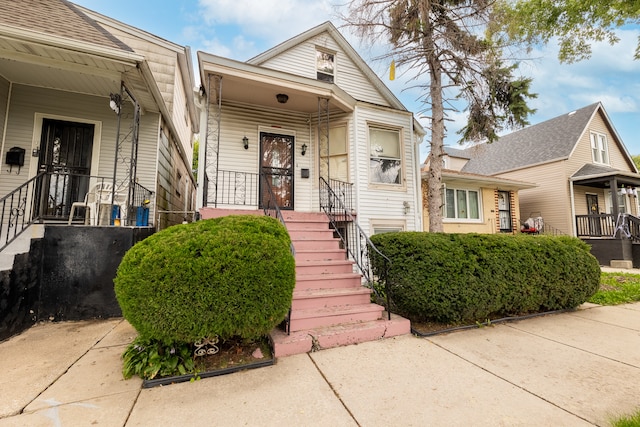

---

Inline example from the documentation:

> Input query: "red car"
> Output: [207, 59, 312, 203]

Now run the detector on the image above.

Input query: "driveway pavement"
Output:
[1, 302, 639, 426]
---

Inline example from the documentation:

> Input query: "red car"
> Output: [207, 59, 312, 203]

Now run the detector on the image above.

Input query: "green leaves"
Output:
[122, 337, 196, 380]
[370, 232, 601, 323]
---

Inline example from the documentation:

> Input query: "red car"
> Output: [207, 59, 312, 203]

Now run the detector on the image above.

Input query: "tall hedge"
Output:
[370, 232, 600, 323]
[114, 215, 295, 342]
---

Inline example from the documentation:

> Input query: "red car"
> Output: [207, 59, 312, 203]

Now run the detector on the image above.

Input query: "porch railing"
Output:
[575, 214, 616, 238]
[319, 177, 391, 320]
[0, 172, 44, 252]
[1, 172, 155, 252]
[207, 170, 259, 207]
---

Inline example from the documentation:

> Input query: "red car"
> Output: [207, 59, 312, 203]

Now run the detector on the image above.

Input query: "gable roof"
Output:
[248, 21, 406, 112]
[444, 146, 472, 159]
[461, 103, 601, 175]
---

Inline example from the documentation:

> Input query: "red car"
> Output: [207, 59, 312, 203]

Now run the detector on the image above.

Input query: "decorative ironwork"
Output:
[317, 97, 330, 181]
[0, 172, 43, 252]
[319, 177, 391, 320]
[194, 336, 220, 357]
[204, 74, 223, 207]
[111, 83, 141, 225]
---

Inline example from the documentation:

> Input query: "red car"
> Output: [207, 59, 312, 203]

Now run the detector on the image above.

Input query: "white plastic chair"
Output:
[67, 183, 126, 225]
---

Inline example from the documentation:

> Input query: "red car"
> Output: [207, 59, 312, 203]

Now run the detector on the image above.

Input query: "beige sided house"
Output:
[422, 147, 535, 234]
[197, 21, 425, 355]
[458, 102, 640, 267]
[0, 0, 198, 240]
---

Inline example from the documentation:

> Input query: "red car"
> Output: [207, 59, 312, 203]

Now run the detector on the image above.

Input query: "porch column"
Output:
[318, 97, 330, 182]
[611, 178, 620, 218]
[204, 74, 222, 208]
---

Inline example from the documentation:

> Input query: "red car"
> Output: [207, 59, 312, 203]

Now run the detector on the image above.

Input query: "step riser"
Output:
[291, 293, 371, 310]
[296, 264, 354, 275]
[295, 251, 347, 262]
[285, 221, 331, 231]
[289, 310, 382, 332]
[289, 230, 336, 240]
[293, 240, 342, 251]
[295, 276, 362, 290]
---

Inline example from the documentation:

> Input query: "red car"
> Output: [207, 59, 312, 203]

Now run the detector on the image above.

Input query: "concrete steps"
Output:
[271, 211, 410, 357]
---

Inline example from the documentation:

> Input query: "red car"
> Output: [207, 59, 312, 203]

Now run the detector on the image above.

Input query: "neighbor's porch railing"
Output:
[1, 172, 154, 252]
[319, 177, 391, 320]
[575, 214, 616, 238]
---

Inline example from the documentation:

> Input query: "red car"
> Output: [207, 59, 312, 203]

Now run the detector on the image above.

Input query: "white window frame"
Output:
[371, 219, 406, 235]
[590, 132, 609, 165]
[316, 48, 335, 83]
[368, 124, 405, 189]
[442, 185, 482, 222]
[606, 190, 629, 214]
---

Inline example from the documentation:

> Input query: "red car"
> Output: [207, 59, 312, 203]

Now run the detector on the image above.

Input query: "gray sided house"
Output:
[0, 0, 198, 337]
[453, 102, 640, 267]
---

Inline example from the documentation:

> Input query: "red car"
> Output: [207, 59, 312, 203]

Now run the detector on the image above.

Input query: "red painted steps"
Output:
[271, 210, 410, 357]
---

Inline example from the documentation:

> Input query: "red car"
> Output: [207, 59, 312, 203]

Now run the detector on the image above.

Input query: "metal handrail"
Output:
[0, 172, 44, 252]
[260, 172, 295, 333]
[319, 177, 391, 320]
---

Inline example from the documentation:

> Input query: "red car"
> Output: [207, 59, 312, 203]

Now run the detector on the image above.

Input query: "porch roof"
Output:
[571, 164, 640, 188]
[422, 168, 537, 191]
[198, 51, 357, 114]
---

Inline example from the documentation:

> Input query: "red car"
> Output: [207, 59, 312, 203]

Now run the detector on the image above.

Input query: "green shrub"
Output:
[114, 215, 295, 342]
[370, 232, 600, 324]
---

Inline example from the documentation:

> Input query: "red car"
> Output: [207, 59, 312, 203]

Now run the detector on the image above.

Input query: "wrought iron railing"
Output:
[319, 177, 391, 320]
[1, 172, 155, 252]
[206, 170, 259, 207]
[327, 178, 354, 214]
[0, 172, 44, 252]
[260, 172, 295, 333]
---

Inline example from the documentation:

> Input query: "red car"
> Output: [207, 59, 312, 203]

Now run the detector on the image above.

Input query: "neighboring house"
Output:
[0, 1, 198, 338]
[197, 21, 424, 355]
[457, 102, 640, 266]
[421, 146, 535, 234]
[0, 0, 198, 238]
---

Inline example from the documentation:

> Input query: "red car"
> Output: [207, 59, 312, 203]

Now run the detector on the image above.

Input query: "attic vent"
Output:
[568, 110, 576, 116]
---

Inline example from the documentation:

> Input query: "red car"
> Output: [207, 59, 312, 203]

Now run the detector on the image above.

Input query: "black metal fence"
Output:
[1, 172, 154, 252]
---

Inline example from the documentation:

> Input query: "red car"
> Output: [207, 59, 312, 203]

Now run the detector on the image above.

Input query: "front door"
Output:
[498, 191, 512, 232]
[259, 132, 294, 210]
[586, 194, 601, 236]
[37, 119, 94, 219]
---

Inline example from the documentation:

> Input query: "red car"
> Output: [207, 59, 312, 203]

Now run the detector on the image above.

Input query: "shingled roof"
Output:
[0, 0, 132, 52]
[460, 103, 601, 175]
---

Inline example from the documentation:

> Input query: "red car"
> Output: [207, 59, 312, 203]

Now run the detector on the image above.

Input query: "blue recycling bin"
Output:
[110, 205, 120, 225]
[136, 206, 149, 226]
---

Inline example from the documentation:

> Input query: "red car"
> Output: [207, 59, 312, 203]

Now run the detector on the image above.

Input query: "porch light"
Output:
[109, 93, 121, 115]
[301, 143, 307, 156]
[276, 93, 289, 104]
[242, 136, 249, 150]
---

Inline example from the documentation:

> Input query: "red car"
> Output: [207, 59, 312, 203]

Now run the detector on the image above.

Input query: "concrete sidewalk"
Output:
[1, 303, 639, 426]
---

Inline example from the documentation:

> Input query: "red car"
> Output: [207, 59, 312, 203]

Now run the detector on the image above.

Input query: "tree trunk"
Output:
[427, 63, 445, 233]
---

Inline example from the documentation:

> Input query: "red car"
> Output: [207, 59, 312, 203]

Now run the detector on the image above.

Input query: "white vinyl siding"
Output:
[256, 33, 390, 107]
[590, 131, 609, 165]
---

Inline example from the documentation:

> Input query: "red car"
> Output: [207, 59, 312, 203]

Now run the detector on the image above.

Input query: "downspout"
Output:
[309, 113, 313, 211]
[352, 107, 361, 230]
[569, 180, 576, 237]
[1, 82, 12, 175]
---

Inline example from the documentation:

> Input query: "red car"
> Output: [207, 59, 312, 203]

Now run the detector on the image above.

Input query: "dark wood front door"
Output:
[586, 194, 601, 236]
[37, 119, 94, 218]
[259, 132, 294, 210]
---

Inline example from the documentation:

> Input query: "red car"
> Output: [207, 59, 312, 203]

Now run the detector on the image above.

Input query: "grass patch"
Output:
[589, 272, 640, 306]
[611, 409, 640, 427]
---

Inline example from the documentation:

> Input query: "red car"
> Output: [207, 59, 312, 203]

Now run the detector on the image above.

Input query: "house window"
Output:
[371, 220, 406, 234]
[328, 125, 348, 181]
[369, 127, 402, 185]
[607, 190, 628, 214]
[590, 132, 609, 164]
[443, 187, 480, 220]
[316, 49, 335, 83]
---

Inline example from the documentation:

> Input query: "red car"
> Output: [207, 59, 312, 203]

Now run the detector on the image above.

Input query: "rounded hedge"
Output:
[114, 215, 296, 342]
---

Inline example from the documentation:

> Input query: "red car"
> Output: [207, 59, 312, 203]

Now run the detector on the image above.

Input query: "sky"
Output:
[72, 0, 640, 161]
